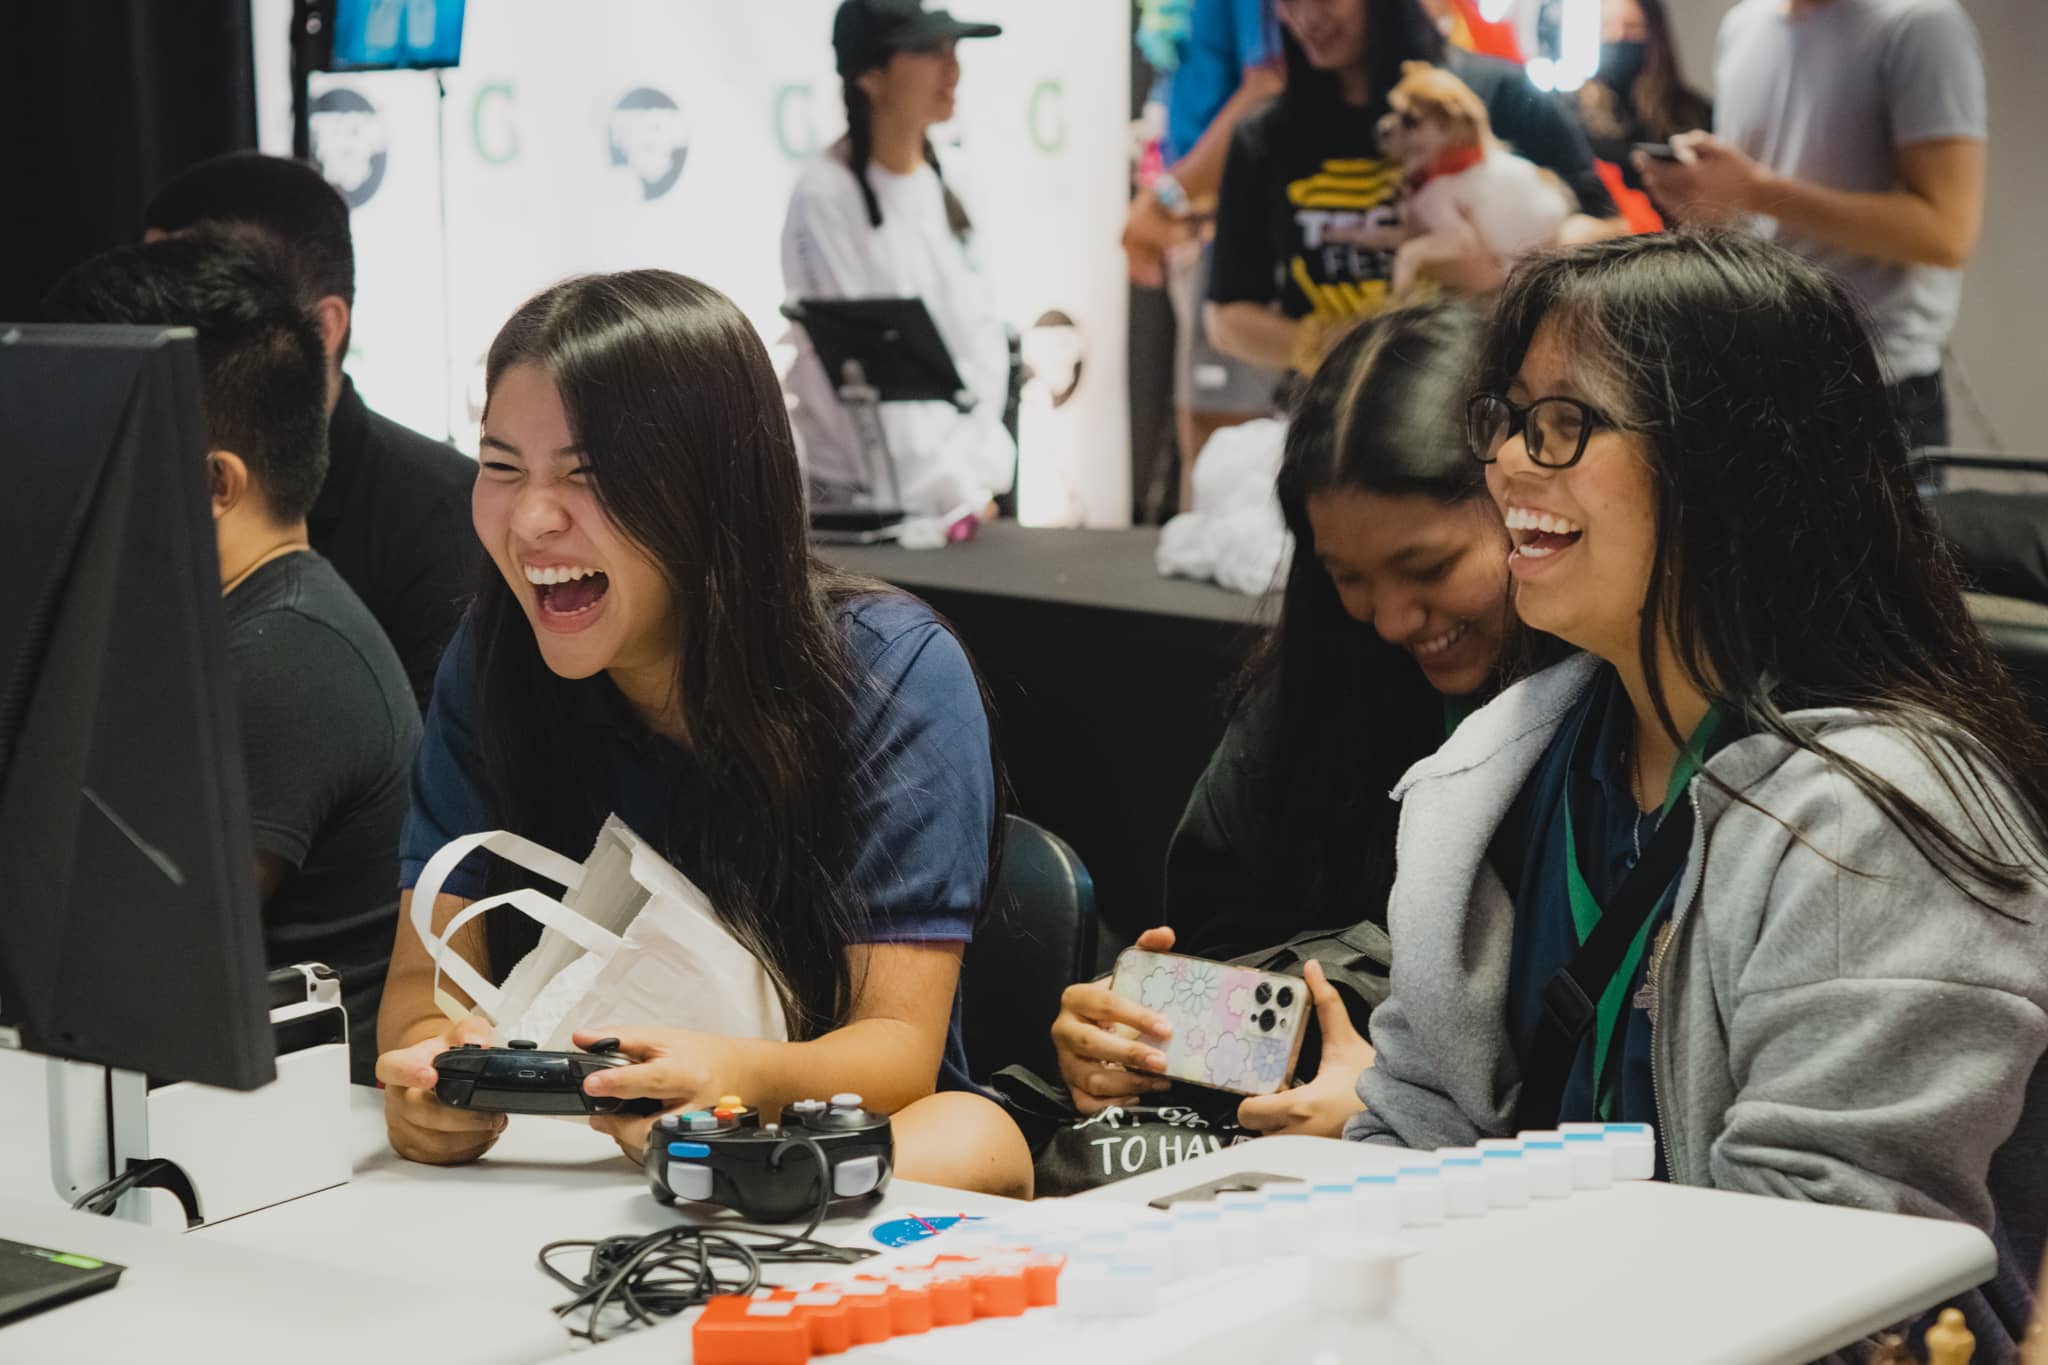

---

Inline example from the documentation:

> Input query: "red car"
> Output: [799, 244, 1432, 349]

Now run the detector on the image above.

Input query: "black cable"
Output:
[536, 1209, 876, 1344]
[70, 1158, 182, 1217]
[769, 1132, 836, 1244]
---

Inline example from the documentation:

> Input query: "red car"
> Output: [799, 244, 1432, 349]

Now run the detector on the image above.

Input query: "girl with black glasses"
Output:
[1348, 231, 2048, 1353]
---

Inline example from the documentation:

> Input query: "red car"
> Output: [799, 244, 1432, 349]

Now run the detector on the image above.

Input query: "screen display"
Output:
[329, 0, 467, 71]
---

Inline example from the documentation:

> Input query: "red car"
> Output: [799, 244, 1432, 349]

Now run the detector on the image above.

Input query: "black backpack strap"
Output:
[1519, 800, 1695, 1127]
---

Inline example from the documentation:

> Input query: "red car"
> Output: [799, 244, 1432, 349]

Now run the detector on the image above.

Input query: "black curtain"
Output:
[2, 0, 257, 319]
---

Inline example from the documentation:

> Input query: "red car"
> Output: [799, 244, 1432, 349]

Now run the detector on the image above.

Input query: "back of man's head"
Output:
[144, 153, 355, 317]
[43, 234, 331, 526]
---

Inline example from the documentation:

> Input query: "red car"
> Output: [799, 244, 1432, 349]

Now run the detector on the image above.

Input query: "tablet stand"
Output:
[785, 298, 975, 541]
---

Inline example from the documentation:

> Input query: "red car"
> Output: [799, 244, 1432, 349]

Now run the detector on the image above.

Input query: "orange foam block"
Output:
[1021, 1253, 1064, 1307]
[859, 1276, 935, 1335]
[814, 1281, 894, 1345]
[693, 1296, 812, 1365]
[767, 1290, 855, 1355]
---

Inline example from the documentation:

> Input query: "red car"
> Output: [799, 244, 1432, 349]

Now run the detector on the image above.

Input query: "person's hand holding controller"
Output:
[376, 1014, 506, 1165]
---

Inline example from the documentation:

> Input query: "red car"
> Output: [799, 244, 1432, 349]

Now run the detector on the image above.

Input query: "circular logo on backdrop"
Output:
[310, 87, 390, 208]
[1026, 309, 1088, 409]
[607, 88, 691, 201]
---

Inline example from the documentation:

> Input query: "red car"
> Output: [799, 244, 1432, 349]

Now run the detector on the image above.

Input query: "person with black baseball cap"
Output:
[782, 0, 1016, 522]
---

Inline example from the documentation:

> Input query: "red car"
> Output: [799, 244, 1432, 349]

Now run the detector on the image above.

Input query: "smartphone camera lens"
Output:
[1258, 1009, 1276, 1032]
[1276, 986, 1295, 1009]
[1254, 983, 1272, 1005]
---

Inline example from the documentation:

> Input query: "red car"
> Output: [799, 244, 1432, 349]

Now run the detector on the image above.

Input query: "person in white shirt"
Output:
[782, 0, 1015, 522]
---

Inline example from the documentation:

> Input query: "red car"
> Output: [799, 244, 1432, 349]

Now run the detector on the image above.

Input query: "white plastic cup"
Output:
[1396, 1165, 1446, 1227]
[1259, 1182, 1316, 1253]
[1061, 1262, 1125, 1319]
[1521, 1139, 1573, 1198]
[1561, 1122, 1656, 1181]
[1216, 1191, 1267, 1265]
[1353, 1175, 1403, 1239]
[1436, 1148, 1490, 1217]
[1481, 1149, 1531, 1208]
[1562, 1132, 1615, 1189]
[1167, 1206, 1224, 1278]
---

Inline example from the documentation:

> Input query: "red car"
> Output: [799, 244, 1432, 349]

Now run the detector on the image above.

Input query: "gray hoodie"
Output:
[1347, 655, 2048, 1357]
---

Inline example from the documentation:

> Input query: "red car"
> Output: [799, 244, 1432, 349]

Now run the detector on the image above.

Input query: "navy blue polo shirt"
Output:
[1496, 667, 1722, 1158]
[398, 593, 995, 1094]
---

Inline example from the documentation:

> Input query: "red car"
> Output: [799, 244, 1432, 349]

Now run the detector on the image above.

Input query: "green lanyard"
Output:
[1561, 704, 1723, 1120]
[1443, 694, 1480, 739]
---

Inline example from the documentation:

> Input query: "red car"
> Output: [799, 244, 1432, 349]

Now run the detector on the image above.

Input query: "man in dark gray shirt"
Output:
[45, 233, 419, 1084]
[145, 153, 478, 712]
[1636, 0, 1988, 447]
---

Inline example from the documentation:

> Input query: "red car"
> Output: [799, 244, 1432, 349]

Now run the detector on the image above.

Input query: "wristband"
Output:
[1152, 172, 1191, 218]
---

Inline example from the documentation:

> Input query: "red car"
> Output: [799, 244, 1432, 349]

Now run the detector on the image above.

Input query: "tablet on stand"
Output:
[785, 297, 976, 542]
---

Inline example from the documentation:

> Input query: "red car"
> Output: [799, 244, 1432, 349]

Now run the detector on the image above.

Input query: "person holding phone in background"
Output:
[1635, 0, 1987, 448]
[1575, 0, 1710, 225]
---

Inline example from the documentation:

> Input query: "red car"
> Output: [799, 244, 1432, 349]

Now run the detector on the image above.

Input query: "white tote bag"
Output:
[409, 815, 789, 1050]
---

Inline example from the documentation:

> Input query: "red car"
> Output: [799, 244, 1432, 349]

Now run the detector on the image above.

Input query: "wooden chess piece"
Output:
[1865, 1331, 1913, 1364]
[1925, 1307, 1976, 1365]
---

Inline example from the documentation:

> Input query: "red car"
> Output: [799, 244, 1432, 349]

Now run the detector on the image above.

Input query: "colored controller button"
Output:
[666, 1159, 715, 1202]
[717, 1094, 745, 1107]
[833, 1155, 884, 1198]
[829, 1092, 863, 1109]
[667, 1141, 711, 1159]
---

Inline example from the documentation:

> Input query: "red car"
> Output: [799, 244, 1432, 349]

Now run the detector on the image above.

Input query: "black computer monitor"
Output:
[0, 325, 274, 1092]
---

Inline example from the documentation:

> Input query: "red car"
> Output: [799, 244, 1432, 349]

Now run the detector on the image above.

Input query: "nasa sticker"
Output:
[869, 1213, 982, 1249]
[310, 87, 390, 209]
[608, 87, 692, 201]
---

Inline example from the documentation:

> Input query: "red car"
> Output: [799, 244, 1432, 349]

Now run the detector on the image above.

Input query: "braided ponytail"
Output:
[843, 82, 884, 230]
[922, 139, 974, 243]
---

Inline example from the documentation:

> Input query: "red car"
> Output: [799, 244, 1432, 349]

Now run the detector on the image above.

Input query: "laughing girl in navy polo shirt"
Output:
[372, 269, 1030, 1198]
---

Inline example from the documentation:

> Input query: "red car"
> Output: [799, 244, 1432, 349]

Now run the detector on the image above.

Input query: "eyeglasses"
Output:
[1466, 393, 1613, 469]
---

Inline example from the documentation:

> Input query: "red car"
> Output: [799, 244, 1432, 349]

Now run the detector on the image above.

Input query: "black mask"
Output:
[1600, 39, 1647, 92]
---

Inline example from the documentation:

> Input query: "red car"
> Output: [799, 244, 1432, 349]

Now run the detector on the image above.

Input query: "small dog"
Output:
[1373, 62, 1575, 296]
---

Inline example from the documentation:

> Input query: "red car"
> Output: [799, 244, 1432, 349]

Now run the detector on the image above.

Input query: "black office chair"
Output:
[962, 815, 1100, 1085]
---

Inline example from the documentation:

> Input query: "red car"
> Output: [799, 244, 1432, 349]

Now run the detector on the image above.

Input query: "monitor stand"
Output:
[19, 980, 356, 1229]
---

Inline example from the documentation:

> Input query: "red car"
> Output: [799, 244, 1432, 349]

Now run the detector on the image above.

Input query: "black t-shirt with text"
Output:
[1209, 51, 1620, 327]
[224, 551, 421, 1083]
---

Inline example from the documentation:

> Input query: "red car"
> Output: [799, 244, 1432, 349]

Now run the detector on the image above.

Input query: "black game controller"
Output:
[645, 1093, 893, 1224]
[431, 1037, 663, 1117]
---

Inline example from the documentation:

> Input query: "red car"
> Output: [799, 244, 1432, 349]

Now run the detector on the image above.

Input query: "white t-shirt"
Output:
[781, 149, 1016, 518]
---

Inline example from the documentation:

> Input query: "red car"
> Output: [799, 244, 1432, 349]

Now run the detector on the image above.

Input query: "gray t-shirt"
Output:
[224, 550, 420, 1084]
[1715, 0, 1987, 380]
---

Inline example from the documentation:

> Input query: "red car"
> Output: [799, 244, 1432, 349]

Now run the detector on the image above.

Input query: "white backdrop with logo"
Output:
[253, 0, 1131, 527]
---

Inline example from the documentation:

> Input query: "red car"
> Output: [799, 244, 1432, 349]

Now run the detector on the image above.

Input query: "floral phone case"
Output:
[1108, 949, 1310, 1097]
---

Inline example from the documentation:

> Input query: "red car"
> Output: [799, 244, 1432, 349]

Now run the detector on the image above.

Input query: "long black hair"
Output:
[1578, 0, 1711, 143]
[474, 271, 992, 1038]
[842, 70, 972, 241]
[1478, 230, 2048, 899]
[1273, 0, 1444, 133]
[1245, 301, 1502, 924]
